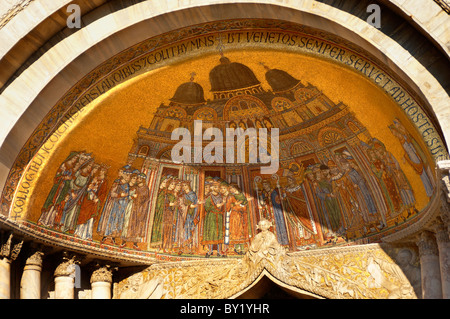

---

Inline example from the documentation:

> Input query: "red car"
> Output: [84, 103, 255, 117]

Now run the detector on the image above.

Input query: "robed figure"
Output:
[390, 119, 434, 197]
[316, 165, 342, 234]
[161, 179, 178, 252]
[150, 175, 172, 245]
[60, 159, 96, 233]
[181, 182, 199, 254]
[102, 170, 131, 239]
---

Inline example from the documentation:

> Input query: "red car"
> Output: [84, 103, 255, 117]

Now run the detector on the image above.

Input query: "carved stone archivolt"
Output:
[113, 220, 421, 299]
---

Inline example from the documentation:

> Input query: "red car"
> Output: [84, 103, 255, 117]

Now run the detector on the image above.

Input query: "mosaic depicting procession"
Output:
[35, 56, 435, 258]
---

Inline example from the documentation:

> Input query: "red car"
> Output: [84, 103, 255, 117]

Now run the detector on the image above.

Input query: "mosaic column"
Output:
[90, 263, 114, 299]
[417, 231, 443, 299]
[54, 255, 77, 299]
[20, 249, 44, 299]
[435, 220, 450, 299]
[0, 233, 23, 299]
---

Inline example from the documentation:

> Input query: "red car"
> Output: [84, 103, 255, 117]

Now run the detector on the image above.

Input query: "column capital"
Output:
[434, 218, 450, 244]
[25, 250, 44, 267]
[416, 231, 439, 258]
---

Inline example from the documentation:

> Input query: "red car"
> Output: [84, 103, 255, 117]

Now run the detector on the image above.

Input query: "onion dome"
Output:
[209, 57, 261, 92]
[170, 73, 206, 105]
[264, 67, 300, 92]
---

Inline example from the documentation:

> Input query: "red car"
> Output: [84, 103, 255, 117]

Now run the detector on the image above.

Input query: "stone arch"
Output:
[1, 2, 448, 196]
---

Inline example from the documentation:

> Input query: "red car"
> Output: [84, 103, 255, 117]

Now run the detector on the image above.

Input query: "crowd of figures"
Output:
[150, 176, 252, 257]
[38, 153, 150, 248]
[36, 119, 435, 255]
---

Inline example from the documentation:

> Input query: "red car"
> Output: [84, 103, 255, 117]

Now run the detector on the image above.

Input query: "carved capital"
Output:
[91, 264, 114, 284]
[416, 231, 439, 257]
[25, 250, 44, 267]
[437, 160, 450, 203]
[0, 233, 23, 261]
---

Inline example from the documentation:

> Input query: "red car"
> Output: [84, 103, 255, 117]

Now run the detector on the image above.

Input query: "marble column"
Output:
[54, 256, 77, 299]
[417, 231, 443, 299]
[20, 250, 44, 299]
[90, 264, 114, 299]
[0, 233, 23, 299]
[435, 221, 450, 299]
